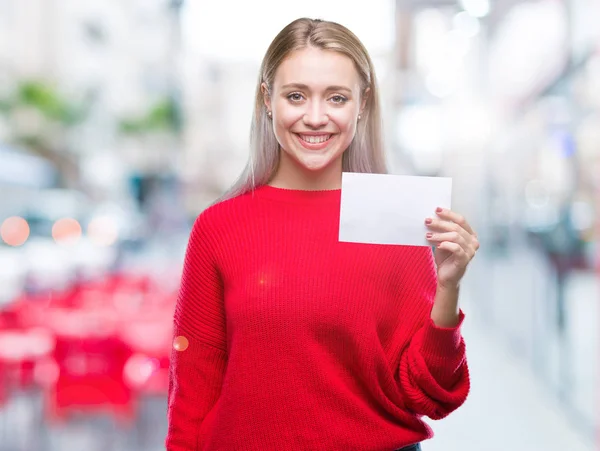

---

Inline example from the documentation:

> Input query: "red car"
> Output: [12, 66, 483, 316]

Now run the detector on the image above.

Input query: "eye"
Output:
[330, 95, 348, 104]
[287, 92, 304, 102]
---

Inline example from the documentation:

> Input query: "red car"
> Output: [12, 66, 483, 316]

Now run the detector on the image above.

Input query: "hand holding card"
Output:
[338, 172, 479, 292]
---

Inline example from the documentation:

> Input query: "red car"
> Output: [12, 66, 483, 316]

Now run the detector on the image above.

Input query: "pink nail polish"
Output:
[436, 207, 443, 213]
[425, 218, 432, 225]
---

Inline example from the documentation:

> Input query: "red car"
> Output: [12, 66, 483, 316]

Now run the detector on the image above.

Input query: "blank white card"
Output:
[339, 172, 452, 247]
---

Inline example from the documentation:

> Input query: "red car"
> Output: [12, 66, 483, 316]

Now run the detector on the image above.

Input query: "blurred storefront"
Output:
[0, 4, 187, 447]
[393, 0, 599, 439]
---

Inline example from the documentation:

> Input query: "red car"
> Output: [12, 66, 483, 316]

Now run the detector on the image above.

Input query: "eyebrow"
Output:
[280, 83, 353, 94]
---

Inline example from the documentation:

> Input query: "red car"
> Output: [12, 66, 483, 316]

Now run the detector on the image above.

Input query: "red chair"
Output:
[45, 325, 135, 425]
[0, 303, 55, 391]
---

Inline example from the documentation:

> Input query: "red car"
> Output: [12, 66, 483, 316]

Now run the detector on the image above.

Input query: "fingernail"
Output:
[425, 218, 432, 225]
[436, 207, 443, 213]
[426, 232, 433, 239]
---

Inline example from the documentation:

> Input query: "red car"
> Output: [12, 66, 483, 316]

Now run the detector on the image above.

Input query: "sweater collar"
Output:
[251, 184, 341, 204]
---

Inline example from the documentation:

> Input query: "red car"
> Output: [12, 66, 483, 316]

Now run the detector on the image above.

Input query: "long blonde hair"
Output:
[219, 18, 387, 201]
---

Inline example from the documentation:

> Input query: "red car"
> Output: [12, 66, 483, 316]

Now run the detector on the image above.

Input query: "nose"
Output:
[303, 101, 328, 128]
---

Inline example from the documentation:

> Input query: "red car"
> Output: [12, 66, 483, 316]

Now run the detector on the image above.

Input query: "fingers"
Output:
[426, 231, 477, 257]
[425, 209, 480, 255]
[426, 231, 467, 247]
[436, 241, 470, 264]
[425, 217, 472, 243]
[436, 241, 467, 256]
[434, 208, 476, 236]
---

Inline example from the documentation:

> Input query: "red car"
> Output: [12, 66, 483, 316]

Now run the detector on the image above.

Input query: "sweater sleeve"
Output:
[165, 212, 228, 451]
[397, 248, 470, 420]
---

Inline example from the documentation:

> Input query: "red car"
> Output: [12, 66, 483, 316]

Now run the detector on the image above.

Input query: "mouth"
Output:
[295, 133, 335, 150]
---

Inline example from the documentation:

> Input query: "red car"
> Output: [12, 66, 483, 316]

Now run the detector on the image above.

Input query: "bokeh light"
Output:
[173, 336, 189, 352]
[1, 216, 30, 246]
[87, 215, 119, 246]
[124, 354, 159, 387]
[52, 218, 82, 245]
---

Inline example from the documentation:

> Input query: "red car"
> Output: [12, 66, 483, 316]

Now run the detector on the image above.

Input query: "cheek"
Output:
[274, 111, 301, 138]
[273, 100, 301, 126]
[273, 119, 296, 146]
[330, 111, 358, 136]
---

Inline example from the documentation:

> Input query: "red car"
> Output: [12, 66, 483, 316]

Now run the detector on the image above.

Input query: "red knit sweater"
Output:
[166, 185, 470, 451]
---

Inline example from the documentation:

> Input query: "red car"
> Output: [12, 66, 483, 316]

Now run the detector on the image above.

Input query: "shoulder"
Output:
[191, 190, 257, 237]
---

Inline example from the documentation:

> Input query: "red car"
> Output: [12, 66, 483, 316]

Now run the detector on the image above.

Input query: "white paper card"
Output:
[339, 172, 452, 246]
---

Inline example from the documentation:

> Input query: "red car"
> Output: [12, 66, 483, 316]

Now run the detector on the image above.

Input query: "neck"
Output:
[268, 154, 343, 191]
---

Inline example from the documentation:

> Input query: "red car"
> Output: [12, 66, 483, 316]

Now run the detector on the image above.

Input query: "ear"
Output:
[261, 82, 272, 112]
[360, 87, 370, 116]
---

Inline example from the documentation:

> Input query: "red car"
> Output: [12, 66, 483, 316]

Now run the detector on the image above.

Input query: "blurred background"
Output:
[0, 0, 598, 450]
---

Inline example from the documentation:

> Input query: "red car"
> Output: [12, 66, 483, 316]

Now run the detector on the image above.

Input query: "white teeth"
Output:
[300, 134, 331, 144]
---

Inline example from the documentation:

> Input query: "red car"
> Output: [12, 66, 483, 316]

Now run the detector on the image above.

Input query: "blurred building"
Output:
[179, 58, 258, 209]
[0, 0, 184, 199]
[391, 0, 600, 437]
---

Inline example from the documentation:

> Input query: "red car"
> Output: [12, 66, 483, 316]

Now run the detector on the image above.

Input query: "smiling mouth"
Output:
[294, 133, 336, 150]
[297, 134, 332, 144]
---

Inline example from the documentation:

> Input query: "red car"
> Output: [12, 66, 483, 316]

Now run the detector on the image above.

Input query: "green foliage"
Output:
[0, 80, 86, 125]
[119, 97, 181, 135]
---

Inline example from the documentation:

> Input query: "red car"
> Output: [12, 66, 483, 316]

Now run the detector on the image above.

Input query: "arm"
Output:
[397, 247, 470, 420]
[166, 212, 228, 450]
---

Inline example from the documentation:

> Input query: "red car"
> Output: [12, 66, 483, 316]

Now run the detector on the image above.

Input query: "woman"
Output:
[166, 17, 479, 451]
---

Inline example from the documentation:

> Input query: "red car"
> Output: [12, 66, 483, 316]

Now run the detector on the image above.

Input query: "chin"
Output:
[299, 161, 331, 172]
[294, 153, 341, 172]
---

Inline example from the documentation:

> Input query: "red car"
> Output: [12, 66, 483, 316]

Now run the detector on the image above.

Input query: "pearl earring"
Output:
[267, 111, 272, 118]
[358, 114, 362, 121]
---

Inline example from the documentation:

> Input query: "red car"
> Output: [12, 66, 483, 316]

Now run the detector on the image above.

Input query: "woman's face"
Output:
[263, 47, 366, 182]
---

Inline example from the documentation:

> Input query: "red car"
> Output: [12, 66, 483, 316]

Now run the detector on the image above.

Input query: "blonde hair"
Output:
[219, 17, 387, 201]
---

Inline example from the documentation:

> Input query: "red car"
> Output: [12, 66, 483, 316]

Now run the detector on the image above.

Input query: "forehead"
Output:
[273, 47, 361, 90]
